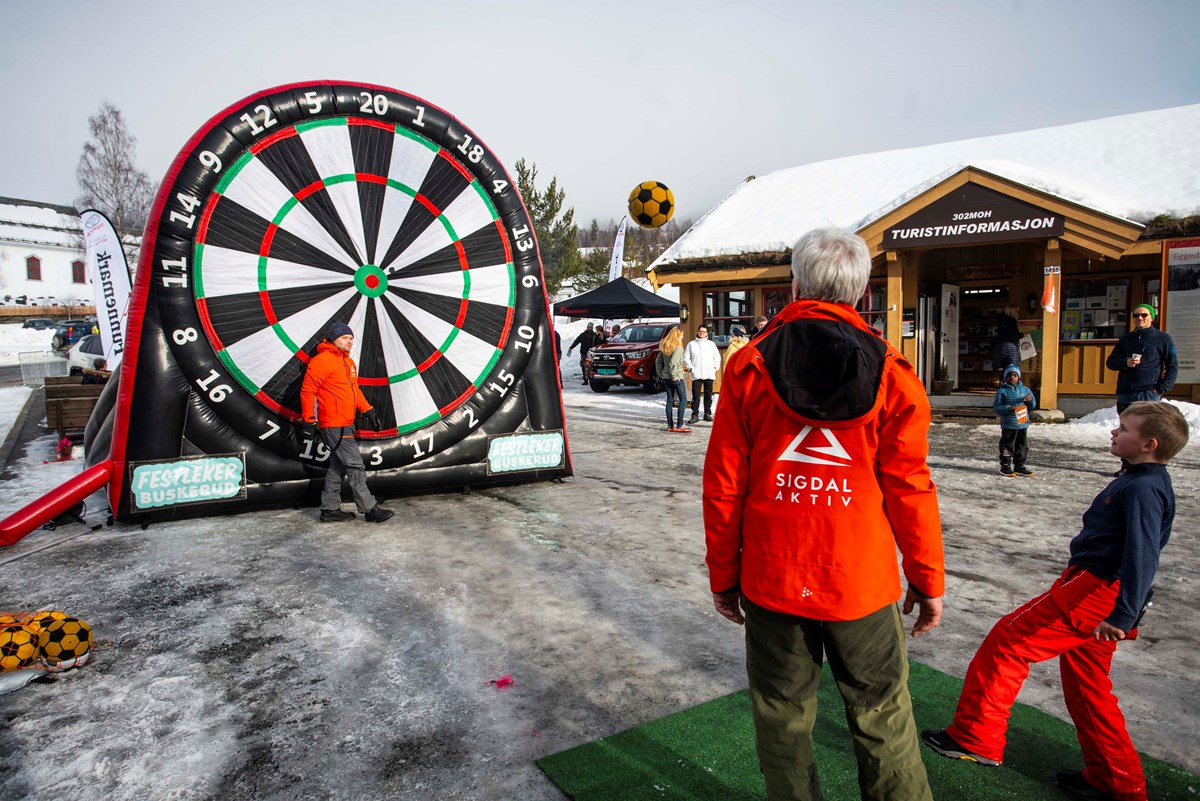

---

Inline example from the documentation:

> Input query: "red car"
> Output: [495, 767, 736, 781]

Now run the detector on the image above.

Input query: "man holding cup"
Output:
[1105, 303, 1178, 414]
[1105, 303, 1178, 474]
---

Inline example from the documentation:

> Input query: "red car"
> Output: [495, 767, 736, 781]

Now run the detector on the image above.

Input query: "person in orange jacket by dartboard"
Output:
[300, 322, 393, 524]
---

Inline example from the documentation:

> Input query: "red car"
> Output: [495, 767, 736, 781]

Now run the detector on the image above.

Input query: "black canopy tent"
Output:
[552, 277, 681, 319]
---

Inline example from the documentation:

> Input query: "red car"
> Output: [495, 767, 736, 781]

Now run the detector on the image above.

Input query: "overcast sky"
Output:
[3, 0, 1198, 226]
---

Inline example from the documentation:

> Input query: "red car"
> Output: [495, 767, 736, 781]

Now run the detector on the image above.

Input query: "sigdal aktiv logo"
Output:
[777, 426, 852, 467]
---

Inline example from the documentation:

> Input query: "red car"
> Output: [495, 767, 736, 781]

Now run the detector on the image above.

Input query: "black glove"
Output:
[363, 409, 382, 430]
[303, 420, 319, 440]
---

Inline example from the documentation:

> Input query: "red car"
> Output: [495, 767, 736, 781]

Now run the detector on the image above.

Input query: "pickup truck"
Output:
[584, 322, 671, 393]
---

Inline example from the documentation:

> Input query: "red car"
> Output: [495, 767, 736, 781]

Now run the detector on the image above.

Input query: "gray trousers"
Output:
[320, 426, 376, 513]
[744, 599, 932, 801]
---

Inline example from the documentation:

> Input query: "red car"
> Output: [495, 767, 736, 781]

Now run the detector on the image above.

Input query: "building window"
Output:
[855, 281, 888, 335]
[26, 256, 42, 281]
[762, 288, 790, 319]
[703, 289, 754, 343]
[1061, 277, 1129, 340]
[71, 259, 86, 284]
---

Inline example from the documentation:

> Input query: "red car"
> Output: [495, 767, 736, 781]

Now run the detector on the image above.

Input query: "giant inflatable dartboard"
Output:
[83, 82, 572, 522]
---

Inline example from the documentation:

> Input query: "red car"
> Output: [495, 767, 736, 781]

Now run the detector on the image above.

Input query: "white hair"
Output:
[790, 228, 871, 305]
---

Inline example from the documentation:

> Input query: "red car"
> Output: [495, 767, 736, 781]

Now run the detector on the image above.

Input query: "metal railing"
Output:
[18, 350, 69, 386]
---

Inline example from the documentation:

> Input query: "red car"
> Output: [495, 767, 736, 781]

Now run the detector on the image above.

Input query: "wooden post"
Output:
[1040, 239, 1062, 410]
[886, 251, 902, 349]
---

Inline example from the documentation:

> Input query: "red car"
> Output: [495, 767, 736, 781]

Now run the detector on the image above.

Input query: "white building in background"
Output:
[0, 195, 139, 310]
[0, 196, 89, 306]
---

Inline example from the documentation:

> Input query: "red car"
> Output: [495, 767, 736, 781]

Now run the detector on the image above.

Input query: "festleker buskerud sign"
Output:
[884, 183, 1065, 249]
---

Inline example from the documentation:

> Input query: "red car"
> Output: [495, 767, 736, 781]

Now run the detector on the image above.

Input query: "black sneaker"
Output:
[320, 509, 355, 523]
[1000, 465, 1015, 477]
[1013, 465, 1034, 476]
[1055, 770, 1108, 798]
[688, 416, 699, 425]
[703, 415, 714, 422]
[920, 729, 1001, 767]
[365, 505, 394, 523]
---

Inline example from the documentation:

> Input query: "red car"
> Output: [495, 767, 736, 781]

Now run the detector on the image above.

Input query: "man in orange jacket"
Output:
[300, 322, 393, 524]
[704, 228, 945, 801]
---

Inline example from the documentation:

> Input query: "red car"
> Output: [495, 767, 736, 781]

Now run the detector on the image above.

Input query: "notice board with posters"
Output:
[1166, 239, 1200, 384]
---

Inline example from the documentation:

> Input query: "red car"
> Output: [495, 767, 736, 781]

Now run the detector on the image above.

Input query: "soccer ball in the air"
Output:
[37, 617, 92, 667]
[0, 624, 40, 671]
[628, 181, 675, 229]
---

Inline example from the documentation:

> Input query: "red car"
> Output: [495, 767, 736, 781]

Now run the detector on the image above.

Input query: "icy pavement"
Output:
[0, 371, 1197, 800]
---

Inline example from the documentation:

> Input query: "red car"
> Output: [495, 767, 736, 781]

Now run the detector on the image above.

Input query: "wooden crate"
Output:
[44, 376, 106, 434]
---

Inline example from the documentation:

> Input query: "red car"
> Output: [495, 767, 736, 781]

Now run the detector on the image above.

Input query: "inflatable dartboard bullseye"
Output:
[8, 80, 570, 530]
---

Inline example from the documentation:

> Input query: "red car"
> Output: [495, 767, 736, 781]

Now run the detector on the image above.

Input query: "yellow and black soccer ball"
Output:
[0, 623, 40, 671]
[26, 609, 69, 635]
[628, 181, 675, 229]
[37, 617, 92, 667]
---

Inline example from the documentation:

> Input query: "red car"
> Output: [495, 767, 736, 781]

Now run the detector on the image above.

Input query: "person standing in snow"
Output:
[1105, 304, 1178, 475]
[704, 228, 944, 801]
[1106, 304, 1177, 413]
[683, 324, 721, 424]
[568, 323, 599, 384]
[654, 325, 691, 433]
[993, 364, 1036, 476]
[300, 322, 394, 524]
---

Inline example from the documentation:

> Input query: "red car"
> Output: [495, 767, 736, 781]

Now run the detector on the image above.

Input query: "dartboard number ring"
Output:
[151, 82, 544, 470]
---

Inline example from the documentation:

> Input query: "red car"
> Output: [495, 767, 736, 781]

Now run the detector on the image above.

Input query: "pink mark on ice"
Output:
[487, 674, 514, 690]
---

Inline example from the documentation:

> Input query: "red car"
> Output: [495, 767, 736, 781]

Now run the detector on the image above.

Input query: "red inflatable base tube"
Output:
[0, 461, 112, 547]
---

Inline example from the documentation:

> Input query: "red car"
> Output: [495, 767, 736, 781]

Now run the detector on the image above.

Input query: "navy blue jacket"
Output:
[993, 365, 1036, 430]
[1105, 327, 1178, 396]
[1067, 462, 1175, 631]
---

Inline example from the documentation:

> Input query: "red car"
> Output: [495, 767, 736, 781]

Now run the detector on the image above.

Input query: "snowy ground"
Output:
[0, 324, 58, 367]
[0, 333, 1198, 800]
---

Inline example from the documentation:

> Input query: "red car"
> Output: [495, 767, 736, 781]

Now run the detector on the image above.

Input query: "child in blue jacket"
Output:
[994, 364, 1036, 476]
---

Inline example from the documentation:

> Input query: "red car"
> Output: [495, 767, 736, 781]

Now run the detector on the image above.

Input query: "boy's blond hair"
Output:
[1121, 401, 1190, 462]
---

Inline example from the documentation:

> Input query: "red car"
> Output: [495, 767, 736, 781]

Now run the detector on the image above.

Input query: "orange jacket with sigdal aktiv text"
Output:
[300, 342, 373, 427]
[703, 300, 944, 621]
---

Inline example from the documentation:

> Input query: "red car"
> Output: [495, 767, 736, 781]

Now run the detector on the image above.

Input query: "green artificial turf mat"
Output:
[537, 660, 1198, 800]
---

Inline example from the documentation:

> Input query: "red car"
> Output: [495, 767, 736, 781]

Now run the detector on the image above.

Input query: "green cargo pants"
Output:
[744, 598, 932, 801]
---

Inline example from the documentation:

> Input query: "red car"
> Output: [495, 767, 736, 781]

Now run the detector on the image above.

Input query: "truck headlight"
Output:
[628, 350, 649, 359]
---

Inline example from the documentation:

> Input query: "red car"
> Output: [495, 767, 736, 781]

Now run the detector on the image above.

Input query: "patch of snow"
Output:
[0, 324, 58, 366]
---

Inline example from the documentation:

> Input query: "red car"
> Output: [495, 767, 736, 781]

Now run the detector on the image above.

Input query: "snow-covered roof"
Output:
[652, 104, 1200, 268]
[0, 195, 83, 249]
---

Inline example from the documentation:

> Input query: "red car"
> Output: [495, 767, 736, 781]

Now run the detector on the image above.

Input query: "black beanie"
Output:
[327, 322, 353, 341]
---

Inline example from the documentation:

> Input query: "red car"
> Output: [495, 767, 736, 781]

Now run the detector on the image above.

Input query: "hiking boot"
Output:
[365, 505, 394, 523]
[320, 509, 355, 523]
[688, 415, 699, 425]
[1056, 770, 1109, 798]
[920, 730, 1001, 767]
[999, 464, 1015, 476]
[1013, 465, 1034, 476]
[703, 414, 714, 422]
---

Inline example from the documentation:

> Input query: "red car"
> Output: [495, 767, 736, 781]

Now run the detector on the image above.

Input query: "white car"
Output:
[64, 334, 106, 375]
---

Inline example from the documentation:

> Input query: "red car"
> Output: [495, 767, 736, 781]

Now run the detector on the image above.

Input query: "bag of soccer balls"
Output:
[0, 609, 93, 695]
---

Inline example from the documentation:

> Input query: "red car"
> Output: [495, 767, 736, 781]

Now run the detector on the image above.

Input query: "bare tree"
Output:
[76, 101, 154, 245]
